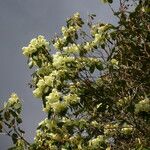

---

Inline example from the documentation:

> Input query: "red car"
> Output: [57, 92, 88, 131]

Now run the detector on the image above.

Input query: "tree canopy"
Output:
[0, 0, 150, 149]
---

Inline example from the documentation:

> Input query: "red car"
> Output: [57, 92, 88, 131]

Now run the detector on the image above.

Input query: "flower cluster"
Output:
[104, 123, 119, 135]
[4, 93, 21, 110]
[64, 93, 80, 105]
[110, 59, 119, 66]
[61, 26, 77, 38]
[63, 43, 80, 54]
[52, 52, 75, 69]
[135, 98, 150, 113]
[22, 35, 49, 57]
[121, 123, 133, 135]
[33, 78, 46, 98]
[89, 135, 104, 149]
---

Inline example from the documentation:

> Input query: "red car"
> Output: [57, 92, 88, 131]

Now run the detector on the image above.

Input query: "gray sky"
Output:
[0, 0, 117, 149]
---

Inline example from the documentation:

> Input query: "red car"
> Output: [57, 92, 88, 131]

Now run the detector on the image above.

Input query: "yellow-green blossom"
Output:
[121, 124, 133, 135]
[4, 93, 22, 110]
[33, 88, 43, 98]
[92, 34, 104, 46]
[44, 75, 55, 87]
[110, 59, 119, 66]
[64, 93, 80, 105]
[84, 42, 93, 51]
[63, 43, 80, 54]
[135, 98, 150, 113]
[22, 35, 49, 57]
[8, 93, 19, 105]
[61, 26, 76, 37]
[89, 135, 104, 148]
[45, 89, 61, 103]
[37, 79, 46, 89]
[52, 52, 75, 69]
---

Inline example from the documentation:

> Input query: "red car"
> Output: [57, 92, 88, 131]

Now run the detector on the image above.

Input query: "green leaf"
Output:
[108, 0, 113, 3]
[10, 119, 15, 126]
[4, 111, 10, 121]
[11, 133, 18, 144]
[16, 118, 22, 124]
[14, 103, 21, 110]
[0, 113, 3, 121]
[89, 65, 95, 73]
[0, 121, 2, 132]
[101, 0, 113, 3]
[9, 110, 18, 118]
[4, 121, 11, 128]
[96, 63, 103, 71]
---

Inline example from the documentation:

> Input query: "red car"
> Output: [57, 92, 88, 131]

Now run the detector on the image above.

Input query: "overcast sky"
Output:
[0, 0, 118, 149]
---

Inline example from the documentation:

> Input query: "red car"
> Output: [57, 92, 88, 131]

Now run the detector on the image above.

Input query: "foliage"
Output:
[0, 0, 150, 149]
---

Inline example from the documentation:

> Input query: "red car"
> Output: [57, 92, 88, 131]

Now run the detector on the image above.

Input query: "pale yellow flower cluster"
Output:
[84, 42, 93, 51]
[91, 24, 112, 35]
[121, 124, 133, 135]
[110, 59, 119, 66]
[63, 43, 80, 54]
[8, 93, 19, 105]
[104, 123, 119, 135]
[22, 35, 49, 57]
[33, 78, 46, 98]
[52, 52, 75, 69]
[135, 98, 150, 113]
[61, 26, 77, 37]
[64, 93, 80, 104]
[4, 93, 21, 110]
[89, 23, 113, 47]
[33, 70, 64, 99]
[43, 89, 67, 113]
[89, 135, 104, 148]
[53, 37, 66, 50]
[117, 96, 131, 107]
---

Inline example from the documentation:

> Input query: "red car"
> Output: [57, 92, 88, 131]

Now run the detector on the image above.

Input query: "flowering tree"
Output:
[0, 0, 150, 149]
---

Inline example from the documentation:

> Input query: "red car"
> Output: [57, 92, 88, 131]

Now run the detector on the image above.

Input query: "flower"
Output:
[89, 135, 104, 148]
[63, 44, 80, 54]
[22, 35, 49, 57]
[64, 93, 80, 105]
[45, 89, 61, 103]
[37, 79, 46, 89]
[8, 93, 19, 105]
[44, 75, 55, 87]
[121, 123, 133, 135]
[33, 88, 43, 98]
[110, 59, 119, 66]
[4, 93, 22, 110]
[135, 98, 150, 113]
[52, 52, 75, 69]
[92, 34, 104, 45]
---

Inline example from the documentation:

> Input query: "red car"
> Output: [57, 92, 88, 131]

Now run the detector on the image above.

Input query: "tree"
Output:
[0, 0, 150, 149]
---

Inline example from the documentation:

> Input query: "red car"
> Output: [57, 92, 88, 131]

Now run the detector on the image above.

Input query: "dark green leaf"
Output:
[96, 63, 103, 71]
[9, 110, 18, 118]
[0, 121, 2, 132]
[108, 0, 113, 3]
[16, 118, 22, 124]
[10, 119, 15, 126]
[4, 111, 10, 121]
[11, 133, 18, 144]
[89, 65, 95, 73]
[18, 127, 25, 134]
